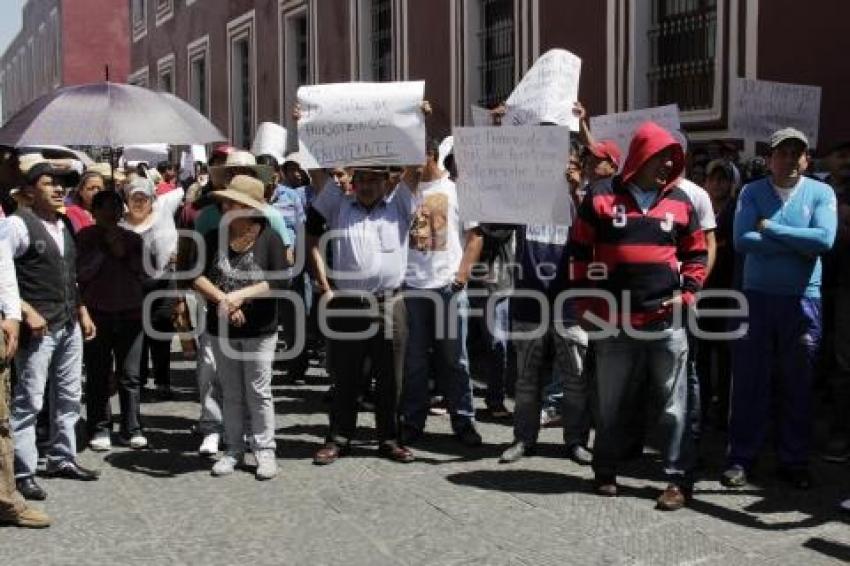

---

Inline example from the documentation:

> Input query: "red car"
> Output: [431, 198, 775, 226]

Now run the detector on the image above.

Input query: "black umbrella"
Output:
[0, 82, 225, 146]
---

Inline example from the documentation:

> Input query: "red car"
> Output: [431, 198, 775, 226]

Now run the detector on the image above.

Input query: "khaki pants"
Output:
[0, 331, 26, 516]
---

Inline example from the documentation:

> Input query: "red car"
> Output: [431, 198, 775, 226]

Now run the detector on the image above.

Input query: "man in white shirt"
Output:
[400, 142, 485, 446]
[0, 233, 50, 528]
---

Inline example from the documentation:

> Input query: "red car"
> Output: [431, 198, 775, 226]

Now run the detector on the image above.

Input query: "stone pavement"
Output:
[1, 356, 848, 566]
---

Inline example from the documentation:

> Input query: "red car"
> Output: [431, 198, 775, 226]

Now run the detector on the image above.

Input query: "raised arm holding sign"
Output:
[296, 81, 426, 168]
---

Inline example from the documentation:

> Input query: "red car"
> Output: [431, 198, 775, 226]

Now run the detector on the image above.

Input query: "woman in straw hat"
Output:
[190, 175, 289, 480]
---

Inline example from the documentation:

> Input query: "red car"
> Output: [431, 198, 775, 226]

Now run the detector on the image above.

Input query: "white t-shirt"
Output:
[677, 178, 717, 231]
[405, 175, 465, 289]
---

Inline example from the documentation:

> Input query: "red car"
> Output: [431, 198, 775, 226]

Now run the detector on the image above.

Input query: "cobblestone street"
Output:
[0, 356, 847, 565]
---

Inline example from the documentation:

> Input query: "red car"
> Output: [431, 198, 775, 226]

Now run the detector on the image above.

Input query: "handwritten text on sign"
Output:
[729, 78, 822, 147]
[589, 105, 681, 163]
[297, 81, 425, 167]
[455, 127, 573, 225]
[504, 49, 582, 130]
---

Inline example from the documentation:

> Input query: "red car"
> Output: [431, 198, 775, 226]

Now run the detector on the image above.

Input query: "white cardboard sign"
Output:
[589, 104, 681, 159]
[454, 126, 573, 225]
[296, 81, 426, 168]
[504, 49, 582, 130]
[729, 78, 822, 147]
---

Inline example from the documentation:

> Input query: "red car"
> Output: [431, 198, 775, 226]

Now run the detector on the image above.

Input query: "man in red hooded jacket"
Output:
[571, 122, 708, 511]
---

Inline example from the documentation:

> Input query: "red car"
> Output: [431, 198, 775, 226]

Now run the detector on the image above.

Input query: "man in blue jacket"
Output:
[726, 128, 838, 489]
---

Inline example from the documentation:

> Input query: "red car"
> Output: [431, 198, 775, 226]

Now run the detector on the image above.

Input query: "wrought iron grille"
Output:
[295, 15, 310, 86]
[648, 0, 717, 111]
[370, 0, 393, 81]
[478, 0, 515, 108]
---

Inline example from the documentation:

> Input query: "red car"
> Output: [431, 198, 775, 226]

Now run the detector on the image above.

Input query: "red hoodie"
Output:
[570, 121, 707, 330]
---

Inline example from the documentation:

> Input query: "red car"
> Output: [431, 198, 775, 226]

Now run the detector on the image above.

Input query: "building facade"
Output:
[127, 0, 848, 154]
[0, 0, 130, 124]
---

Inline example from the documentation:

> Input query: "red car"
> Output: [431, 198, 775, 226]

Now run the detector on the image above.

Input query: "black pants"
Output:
[84, 313, 143, 436]
[278, 276, 309, 380]
[140, 296, 174, 387]
[325, 294, 404, 445]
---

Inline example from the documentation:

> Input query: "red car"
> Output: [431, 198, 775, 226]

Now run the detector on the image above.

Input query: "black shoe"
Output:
[456, 425, 483, 447]
[16, 476, 47, 501]
[45, 461, 101, 481]
[499, 441, 533, 463]
[777, 467, 813, 490]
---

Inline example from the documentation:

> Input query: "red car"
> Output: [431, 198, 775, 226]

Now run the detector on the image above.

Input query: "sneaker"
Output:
[821, 438, 850, 464]
[540, 408, 562, 427]
[566, 444, 593, 466]
[199, 433, 220, 457]
[89, 431, 112, 452]
[211, 453, 240, 477]
[721, 465, 748, 488]
[115, 434, 148, 449]
[429, 396, 448, 416]
[499, 441, 533, 464]
[242, 452, 258, 468]
[255, 450, 278, 481]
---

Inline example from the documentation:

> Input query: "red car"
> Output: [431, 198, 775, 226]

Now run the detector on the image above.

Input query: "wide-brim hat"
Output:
[209, 150, 275, 185]
[211, 175, 266, 211]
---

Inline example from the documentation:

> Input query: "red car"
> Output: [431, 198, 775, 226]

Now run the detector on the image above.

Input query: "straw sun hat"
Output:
[212, 175, 266, 211]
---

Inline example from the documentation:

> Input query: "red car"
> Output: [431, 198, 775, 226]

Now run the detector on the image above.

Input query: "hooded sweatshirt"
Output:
[570, 121, 708, 329]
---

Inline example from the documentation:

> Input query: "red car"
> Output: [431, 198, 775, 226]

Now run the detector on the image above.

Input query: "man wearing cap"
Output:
[726, 128, 837, 489]
[5, 163, 100, 502]
[584, 140, 622, 184]
[307, 166, 417, 465]
[820, 139, 850, 463]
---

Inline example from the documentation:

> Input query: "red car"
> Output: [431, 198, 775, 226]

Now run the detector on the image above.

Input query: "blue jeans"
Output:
[592, 328, 692, 484]
[12, 321, 83, 478]
[401, 286, 476, 433]
[471, 295, 510, 407]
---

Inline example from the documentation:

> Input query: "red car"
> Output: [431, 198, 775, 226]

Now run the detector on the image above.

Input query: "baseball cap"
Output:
[588, 140, 623, 168]
[126, 177, 156, 199]
[770, 127, 809, 150]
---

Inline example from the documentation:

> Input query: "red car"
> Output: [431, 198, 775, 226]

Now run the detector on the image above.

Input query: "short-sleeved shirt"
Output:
[677, 178, 717, 231]
[310, 180, 414, 293]
[199, 224, 288, 338]
[270, 184, 306, 244]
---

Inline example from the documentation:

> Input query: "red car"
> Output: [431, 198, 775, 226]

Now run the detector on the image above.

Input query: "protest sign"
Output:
[589, 105, 681, 162]
[296, 81, 425, 168]
[504, 49, 582, 130]
[251, 122, 287, 163]
[471, 105, 492, 127]
[729, 78, 822, 147]
[454, 126, 573, 225]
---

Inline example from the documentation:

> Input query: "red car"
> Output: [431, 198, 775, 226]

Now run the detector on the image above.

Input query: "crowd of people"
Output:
[0, 99, 847, 530]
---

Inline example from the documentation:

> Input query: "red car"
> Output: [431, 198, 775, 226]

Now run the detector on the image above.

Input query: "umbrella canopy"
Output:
[0, 82, 225, 147]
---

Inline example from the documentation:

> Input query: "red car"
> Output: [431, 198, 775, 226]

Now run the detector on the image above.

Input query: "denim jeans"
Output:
[471, 295, 510, 408]
[210, 334, 277, 453]
[400, 286, 475, 433]
[12, 321, 83, 478]
[513, 322, 589, 447]
[592, 328, 692, 484]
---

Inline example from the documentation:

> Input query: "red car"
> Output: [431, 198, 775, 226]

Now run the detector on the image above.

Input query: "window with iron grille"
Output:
[370, 0, 393, 81]
[478, 0, 515, 108]
[648, 0, 717, 111]
[295, 15, 309, 87]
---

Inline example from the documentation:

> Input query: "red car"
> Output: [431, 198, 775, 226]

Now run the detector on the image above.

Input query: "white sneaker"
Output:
[211, 453, 240, 477]
[242, 451, 258, 468]
[198, 433, 220, 457]
[129, 434, 148, 449]
[255, 450, 278, 481]
[89, 432, 112, 452]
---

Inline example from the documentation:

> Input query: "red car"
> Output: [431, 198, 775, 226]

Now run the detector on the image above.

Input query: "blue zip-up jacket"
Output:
[733, 176, 837, 297]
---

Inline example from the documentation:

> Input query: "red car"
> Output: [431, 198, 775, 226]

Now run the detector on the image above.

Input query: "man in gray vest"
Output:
[6, 162, 99, 501]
